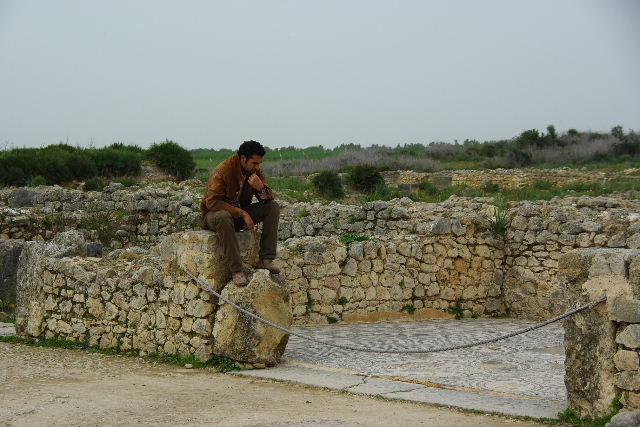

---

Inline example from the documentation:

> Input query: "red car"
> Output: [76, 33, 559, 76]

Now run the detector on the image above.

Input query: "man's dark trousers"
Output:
[200, 200, 279, 273]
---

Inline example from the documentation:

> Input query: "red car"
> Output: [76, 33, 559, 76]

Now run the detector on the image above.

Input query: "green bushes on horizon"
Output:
[146, 140, 196, 180]
[0, 140, 196, 187]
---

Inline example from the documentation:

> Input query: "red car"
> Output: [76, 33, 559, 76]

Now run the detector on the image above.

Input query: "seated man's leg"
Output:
[245, 200, 280, 268]
[204, 210, 243, 274]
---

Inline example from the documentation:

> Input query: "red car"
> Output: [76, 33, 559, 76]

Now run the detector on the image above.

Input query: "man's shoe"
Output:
[255, 259, 281, 274]
[232, 271, 248, 286]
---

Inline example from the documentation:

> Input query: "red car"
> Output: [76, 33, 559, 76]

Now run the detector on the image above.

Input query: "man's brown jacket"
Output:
[200, 154, 275, 218]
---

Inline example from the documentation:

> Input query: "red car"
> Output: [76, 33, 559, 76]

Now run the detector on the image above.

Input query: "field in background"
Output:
[191, 126, 640, 177]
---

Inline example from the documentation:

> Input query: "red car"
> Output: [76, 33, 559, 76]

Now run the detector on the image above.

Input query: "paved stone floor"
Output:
[282, 319, 566, 401]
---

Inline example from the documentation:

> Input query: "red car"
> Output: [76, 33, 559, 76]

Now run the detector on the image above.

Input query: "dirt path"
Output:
[0, 342, 545, 427]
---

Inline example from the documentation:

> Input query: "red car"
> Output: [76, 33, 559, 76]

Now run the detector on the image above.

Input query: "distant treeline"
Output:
[190, 126, 638, 176]
[0, 140, 195, 187]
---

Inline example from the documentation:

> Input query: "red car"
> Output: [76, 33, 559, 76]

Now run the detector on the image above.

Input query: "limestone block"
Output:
[152, 230, 259, 292]
[614, 349, 640, 371]
[617, 325, 640, 349]
[615, 371, 640, 391]
[609, 297, 640, 323]
[213, 270, 292, 365]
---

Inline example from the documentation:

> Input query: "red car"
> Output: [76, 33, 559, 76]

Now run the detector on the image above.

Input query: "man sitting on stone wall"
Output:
[199, 140, 280, 286]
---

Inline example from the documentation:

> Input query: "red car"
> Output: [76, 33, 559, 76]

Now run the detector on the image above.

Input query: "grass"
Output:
[0, 335, 240, 372]
[297, 208, 310, 218]
[400, 304, 416, 314]
[557, 394, 622, 427]
[448, 298, 465, 320]
[305, 290, 313, 315]
[488, 204, 509, 235]
[339, 233, 370, 244]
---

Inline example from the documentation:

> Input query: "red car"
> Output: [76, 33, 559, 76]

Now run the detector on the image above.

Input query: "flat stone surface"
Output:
[379, 385, 566, 419]
[284, 319, 566, 400]
[237, 319, 568, 418]
[0, 322, 14, 336]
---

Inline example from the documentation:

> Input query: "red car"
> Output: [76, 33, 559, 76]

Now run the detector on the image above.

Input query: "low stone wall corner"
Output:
[561, 248, 640, 418]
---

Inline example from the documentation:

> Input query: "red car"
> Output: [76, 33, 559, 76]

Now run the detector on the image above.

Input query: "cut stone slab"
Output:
[235, 364, 366, 390]
[235, 361, 566, 419]
[213, 270, 292, 365]
[380, 386, 566, 419]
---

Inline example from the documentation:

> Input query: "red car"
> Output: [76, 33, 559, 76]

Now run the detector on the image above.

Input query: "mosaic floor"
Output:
[283, 319, 566, 401]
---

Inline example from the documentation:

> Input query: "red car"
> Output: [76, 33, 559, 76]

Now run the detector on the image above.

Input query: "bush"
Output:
[147, 140, 195, 180]
[88, 147, 142, 177]
[26, 175, 46, 187]
[346, 164, 383, 192]
[418, 181, 438, 195]
[83, 177, 105, 192]
[482, 181, 500, 193]
[311, 170, 344, 198]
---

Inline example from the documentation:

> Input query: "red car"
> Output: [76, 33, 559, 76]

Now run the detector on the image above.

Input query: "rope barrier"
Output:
[183, 267, 606, 354]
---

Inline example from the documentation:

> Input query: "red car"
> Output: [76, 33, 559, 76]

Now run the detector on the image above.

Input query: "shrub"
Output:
[114, 177, 139, 187]
[418, 181, 438, 195]
[88, 147, 142, 177]
[531, 180, 554, 190]
[83, 177, 106, 192]
[346, 164, 383, 192]
[482, 181, 500, 193]
[147, 140, 195, 180]
[26, 175, 47, 186]
[311, 170, 344, 198]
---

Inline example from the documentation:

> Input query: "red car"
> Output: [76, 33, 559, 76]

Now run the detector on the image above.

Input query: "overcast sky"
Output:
[1, 1, 639, 150]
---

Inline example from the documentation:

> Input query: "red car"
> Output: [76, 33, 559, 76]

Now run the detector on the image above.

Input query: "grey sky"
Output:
[1, 0, 639, 150]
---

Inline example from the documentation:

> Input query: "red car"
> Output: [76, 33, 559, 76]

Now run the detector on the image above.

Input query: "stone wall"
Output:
[560, 248, 640, 418]
[0, 184, 200, 249]
[3, 184, 640, 320]
[14, 231, 291, 365]
[279, 227, 505, 325]
[382, 168, 619, 190]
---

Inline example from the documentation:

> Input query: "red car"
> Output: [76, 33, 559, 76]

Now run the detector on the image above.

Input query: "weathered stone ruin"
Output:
[10, 230, 291, 365]
[561, 248, 640, 417]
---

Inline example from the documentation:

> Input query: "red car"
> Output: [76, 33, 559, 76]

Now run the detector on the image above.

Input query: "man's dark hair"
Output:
[238, 140, 266, 159]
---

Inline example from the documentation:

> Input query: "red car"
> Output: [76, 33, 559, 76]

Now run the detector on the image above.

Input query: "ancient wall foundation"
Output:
[14, 231, 291, 365]
[382, 168, 624, 190]
[560, 248, 640, 418]
[2, 183, 640, 320]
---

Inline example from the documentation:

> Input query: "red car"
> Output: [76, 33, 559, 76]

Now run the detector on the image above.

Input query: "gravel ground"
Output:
[0, 341, 545, 427]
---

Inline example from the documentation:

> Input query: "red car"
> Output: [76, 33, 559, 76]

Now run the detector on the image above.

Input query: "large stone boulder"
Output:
[213, 270, 292, 365]
[153, 230, 259, 292]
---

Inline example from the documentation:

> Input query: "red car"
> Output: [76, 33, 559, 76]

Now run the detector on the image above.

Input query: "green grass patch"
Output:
[557, 394, 622, 427]
[400, 304, 416, 314]
[448, 298, 465, 320]
[339, 233, 370, 244]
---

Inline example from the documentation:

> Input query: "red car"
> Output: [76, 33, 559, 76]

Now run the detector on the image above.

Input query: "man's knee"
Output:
[207, 210, 234, 230]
